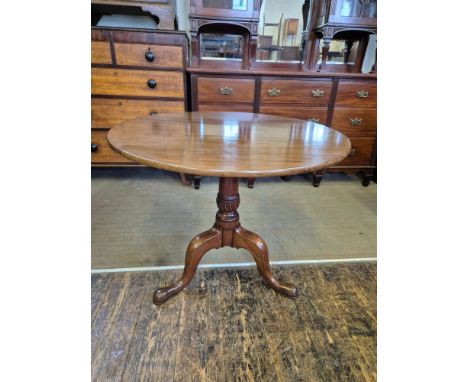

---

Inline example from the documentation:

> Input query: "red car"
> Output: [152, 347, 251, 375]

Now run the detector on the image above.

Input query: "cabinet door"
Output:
[192, 0, 255, 18]
[330, 0, 377, 26]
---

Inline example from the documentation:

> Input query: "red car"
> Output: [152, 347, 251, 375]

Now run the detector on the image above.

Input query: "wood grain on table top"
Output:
[107, 112, 351, 177]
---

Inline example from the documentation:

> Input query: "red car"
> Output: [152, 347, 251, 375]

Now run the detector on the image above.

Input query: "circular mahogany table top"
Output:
[107, 112, 351, 177]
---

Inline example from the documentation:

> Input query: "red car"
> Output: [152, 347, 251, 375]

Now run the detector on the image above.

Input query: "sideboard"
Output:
[188, 67, 376, 187]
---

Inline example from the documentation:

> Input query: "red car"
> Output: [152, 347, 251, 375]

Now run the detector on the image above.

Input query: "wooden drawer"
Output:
[92, 98, 185, 129]
[91, 130, 132, 163]
[331, 107, 376, 134]
[91, 41, 112, 64]
[198, 103, 254, 112]
[197, 77, 255, 103]
[260, 106, 328, 124]
[114, 42, 183, 69]
[260, 79, 332, 105]
[337, 137, 375, 166]
[335, 80, 377, 107]
[91, 68, 184, 98]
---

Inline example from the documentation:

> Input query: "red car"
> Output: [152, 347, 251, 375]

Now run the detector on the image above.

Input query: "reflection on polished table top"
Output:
[107, 112, 351, 177]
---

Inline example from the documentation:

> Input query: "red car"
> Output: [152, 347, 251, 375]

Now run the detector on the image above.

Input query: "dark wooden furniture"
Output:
[189, 68, 376, 187]
[186, 0, 376, 189]
[91, 0, 177, 30]
[91, 27, 188, 167]
[107, 112, 352, 304]
[309, 0, 377, 72]
[189, 0, 262, 69]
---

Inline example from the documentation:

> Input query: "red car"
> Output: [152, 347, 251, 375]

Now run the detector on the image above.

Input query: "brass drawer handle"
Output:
[349, 148, 357, 156]
[267, 88, 281, 96]
[311, 89, 324, 97]
[350, 118, 363, 126]
[356, 90, 369, 98]
[218, 87, 233, 95]
[308, 118, 320, 122]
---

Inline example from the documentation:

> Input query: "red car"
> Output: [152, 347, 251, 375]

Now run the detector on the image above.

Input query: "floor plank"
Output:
[92, 263, 377, 381]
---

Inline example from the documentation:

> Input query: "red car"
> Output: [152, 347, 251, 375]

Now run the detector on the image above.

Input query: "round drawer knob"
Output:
[91, 143, 98, 152]
[149, 111, 158, 116]
[147, 79, 157, 89]
[145, 50, 155, 62]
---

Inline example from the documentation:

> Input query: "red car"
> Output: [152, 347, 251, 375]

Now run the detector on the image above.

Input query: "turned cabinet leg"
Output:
[359, 171, 373, 187]
[193, 176, 201, 189]
[343, 39, 354, 63]
[312, 171, 324, 187]
[319, 36, 332, 71]
[247, 177, 255, 189]
[179, 173, 192, 187]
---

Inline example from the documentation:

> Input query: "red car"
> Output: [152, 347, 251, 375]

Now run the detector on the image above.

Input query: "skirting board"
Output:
[91, 257, 377, 274]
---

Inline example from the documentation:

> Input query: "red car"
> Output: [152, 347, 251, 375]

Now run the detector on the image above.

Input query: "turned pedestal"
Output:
[153, 177, 299, 304]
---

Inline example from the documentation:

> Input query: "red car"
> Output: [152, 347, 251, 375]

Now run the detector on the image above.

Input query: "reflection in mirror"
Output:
[256, 0, 309, 63]
[340, 0, 377, 18]
[202, 0, 248, 11]
[317, 40, 359, 65]
[200, 34, 244, 60]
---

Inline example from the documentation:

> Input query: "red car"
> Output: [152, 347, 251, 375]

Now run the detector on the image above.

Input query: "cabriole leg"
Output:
[153, 177, 298, 304]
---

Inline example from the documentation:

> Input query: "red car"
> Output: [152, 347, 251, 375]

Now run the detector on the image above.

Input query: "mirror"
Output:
[200, 33, 244, 60]
[202, 0, 248, 11]
[256, 0, 310, 63]
[316, 39, 360, 65]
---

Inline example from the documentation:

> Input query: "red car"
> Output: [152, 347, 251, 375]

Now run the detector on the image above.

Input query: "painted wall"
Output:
[259, 0, 305, 46]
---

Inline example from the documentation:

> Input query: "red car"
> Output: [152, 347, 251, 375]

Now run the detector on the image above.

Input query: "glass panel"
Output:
[361, 0, 377, 18]
[316, 39, 359, 65]
[256, 0, 307, 63]
[340, 0, 361, 17]
[202, 0, 248, 11]
[200, 33, 244, 60]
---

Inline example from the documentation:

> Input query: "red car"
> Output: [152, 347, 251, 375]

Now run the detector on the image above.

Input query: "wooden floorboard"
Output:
[91, 263, 377, 382]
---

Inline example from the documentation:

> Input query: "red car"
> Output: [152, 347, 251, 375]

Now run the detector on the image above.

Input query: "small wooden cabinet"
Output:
[91, 27, 188, 166]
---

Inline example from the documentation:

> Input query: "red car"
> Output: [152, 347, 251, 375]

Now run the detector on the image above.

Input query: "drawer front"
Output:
[335, 80, 377, 107]
[338, 137, 375, 166]
[260, 106, 328, 124]
[198, 103, 254, 112]
[261, 79, 332, 105]
[92, 98, 185, 129]
[197, 77, 255, 103]
[91, 68, 184, 98]
[91, 130, 132, 163]
[331, 108, 376, 133]
[114, 42, 183, 69]
[91, 41, 112, 64]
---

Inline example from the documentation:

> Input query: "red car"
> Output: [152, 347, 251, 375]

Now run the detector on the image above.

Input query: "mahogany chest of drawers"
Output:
[188, 69, 376, 187]
[91, 27, 188, 166]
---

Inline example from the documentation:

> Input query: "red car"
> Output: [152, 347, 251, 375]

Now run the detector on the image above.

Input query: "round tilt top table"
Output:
[108, 112, 351, 304]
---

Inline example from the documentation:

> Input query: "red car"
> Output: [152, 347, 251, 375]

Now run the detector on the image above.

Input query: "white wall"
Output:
[362, 34, 377, 73]
[259, 0, 304, 46]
